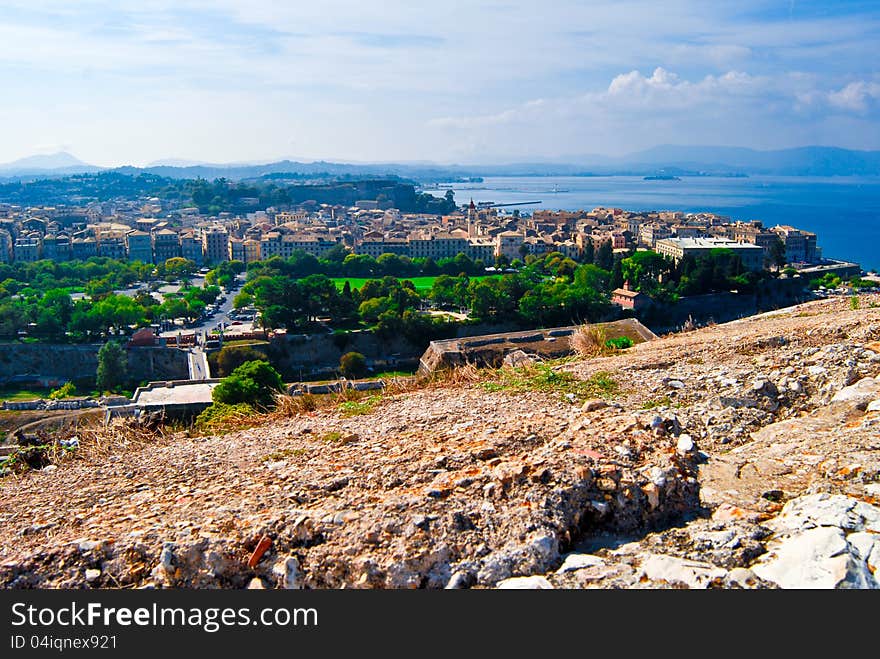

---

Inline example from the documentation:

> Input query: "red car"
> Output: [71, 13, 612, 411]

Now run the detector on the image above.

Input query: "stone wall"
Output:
[0, 343, 190, 385]
[418, 319, 658, 374]
[640, 278, 812, 333]
[243, 323, 525, 380]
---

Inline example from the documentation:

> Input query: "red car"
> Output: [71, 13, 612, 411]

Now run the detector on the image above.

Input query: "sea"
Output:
[422, 175, 880, 272]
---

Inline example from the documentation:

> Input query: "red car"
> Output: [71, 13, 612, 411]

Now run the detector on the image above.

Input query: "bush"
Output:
[48, 381, 76, 400]
[212, 360, 285, 409]
[605, 336, 634, 350]
[571, 325, 607, 357]
[195, 402, 255, 431]
[339, 351, 367, 378]
[213, 344, 268, 377]
[96, 341, 128, 393]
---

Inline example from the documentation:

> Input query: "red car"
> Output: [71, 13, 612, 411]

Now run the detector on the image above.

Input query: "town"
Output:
[0, 180, 859, 277]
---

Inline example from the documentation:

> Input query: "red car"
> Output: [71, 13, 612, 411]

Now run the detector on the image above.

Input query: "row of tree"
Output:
[0, 172, 457, 215]
[0, 282, 220, 341]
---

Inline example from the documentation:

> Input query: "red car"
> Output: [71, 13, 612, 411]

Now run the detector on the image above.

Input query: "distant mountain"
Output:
[146, 158, 213, 168]
[121, 146, 880, 181]
[610, 145, 880, 176]
[3, 145, 879, 183]
[0, 151, 100, 176]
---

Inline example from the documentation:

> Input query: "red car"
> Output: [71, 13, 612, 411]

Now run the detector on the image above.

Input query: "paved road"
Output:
[160, 275, 244, 338]
[187, 349, 210, 380]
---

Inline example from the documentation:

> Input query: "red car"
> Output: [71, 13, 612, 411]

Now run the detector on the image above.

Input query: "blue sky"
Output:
[0, 0, 878, 166]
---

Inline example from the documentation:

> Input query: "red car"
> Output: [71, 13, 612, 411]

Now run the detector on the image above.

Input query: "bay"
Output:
[423, 175, 880, 271]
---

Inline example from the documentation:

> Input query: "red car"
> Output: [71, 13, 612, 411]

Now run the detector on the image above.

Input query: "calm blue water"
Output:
[424, 176, 880, 271]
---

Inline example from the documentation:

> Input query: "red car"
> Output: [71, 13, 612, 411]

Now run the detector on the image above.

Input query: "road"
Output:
[187, 349, 210, 380]
[160, 274, 244, 338]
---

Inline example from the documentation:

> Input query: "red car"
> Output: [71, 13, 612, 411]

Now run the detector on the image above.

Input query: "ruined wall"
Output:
[418, 319, 658, 374]
[641, 277, 811, 333]
[240, 323, 526, 380]
[0, 343, 189, 385]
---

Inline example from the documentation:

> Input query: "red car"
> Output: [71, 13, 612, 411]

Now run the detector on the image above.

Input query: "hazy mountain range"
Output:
[2, 146, 880, 181]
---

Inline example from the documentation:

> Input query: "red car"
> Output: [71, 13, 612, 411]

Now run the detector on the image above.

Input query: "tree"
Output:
[214, 345, 268, 377]
[620, 251, 673, 293]
[212, 360, 285, 409]
[339, 351, 367, 378]
[769, 237, 787, 269]
[96, 341, 128, 393]
[164, 257, 197, 280]
[323, 243, 349, 264]
[582, 237, 595, 265]
[595, 240, 614, 271]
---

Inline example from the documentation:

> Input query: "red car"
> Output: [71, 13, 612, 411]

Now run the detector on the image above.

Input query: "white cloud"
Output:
[827, 81, 880, 112]
[430, 68, 771, 129]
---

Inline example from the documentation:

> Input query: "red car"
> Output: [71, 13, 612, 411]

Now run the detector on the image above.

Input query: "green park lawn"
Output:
[330, 275, 497, 293]
[0, 387, 53, 402]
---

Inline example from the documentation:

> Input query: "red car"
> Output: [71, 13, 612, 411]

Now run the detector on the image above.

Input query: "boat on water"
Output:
[643, 175, 681, 181]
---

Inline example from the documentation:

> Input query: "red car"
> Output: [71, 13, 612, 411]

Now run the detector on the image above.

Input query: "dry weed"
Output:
[72, 417, 171, 462]
[571, 324, 609, 357]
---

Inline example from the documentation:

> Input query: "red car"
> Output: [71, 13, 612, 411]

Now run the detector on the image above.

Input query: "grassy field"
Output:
[330, 275, 497, 293]
[0, 388, 53, 402]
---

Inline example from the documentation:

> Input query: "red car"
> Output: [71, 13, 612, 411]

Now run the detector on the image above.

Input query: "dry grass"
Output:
[430, 361, 483, 386]
[571, 325, 611, 358]
[68, 417, 172, 462]
[273, 392, 319, 416]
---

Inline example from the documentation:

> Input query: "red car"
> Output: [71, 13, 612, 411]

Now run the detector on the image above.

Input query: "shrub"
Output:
[605, 336, 634, 350]
[213, 344, 268, 377]
[212, 360, 285, 409]
[96, 341, 128, 393]
[195, 402, 255, 431]
[571, 325, 607, 357]
[48, 381, 76, 400]
[339, 351, 367, 378]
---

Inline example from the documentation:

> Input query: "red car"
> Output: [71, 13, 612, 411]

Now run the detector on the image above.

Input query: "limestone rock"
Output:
[767, 493, 880, 535]
[752, 526, 877, 589]
[556, 553, 605, 573]
[830, 378, 880, 411]
[640, 554, 726, 588]
[582, 399, 609, 412]
[496, 575, 554, 589]
[503, 350, 538, 368]
[272, 556, 302, 590]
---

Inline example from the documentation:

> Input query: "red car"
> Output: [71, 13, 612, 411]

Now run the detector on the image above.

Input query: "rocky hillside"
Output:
[1, 295, 879, 589]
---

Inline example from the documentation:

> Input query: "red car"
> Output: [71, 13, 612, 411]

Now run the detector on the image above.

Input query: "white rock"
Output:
[768, 493, 880, 535]
[556, 553, 606, 573]
[247, 577, 266, 589]
[830, 378, 880, 410]
[725, 567, 759, 588]
[752, 527, 876, 589]
[866, 399, 880, 412]
[85, 568, 101, 582]
[496, 576, 554, 589]
[640, 554, 726, 589]
[667, 380, 685, 389]
[272, 556, 302, 589]
[808, 365, 827, 376]
[676, 434, 695, 453]
[847, 532, 879, 564]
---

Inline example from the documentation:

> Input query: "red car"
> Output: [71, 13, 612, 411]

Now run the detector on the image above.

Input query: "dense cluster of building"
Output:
[0, 196, 822, 270]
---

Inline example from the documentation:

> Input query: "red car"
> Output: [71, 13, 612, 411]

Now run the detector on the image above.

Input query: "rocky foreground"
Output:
[1, 295, 879, 589]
